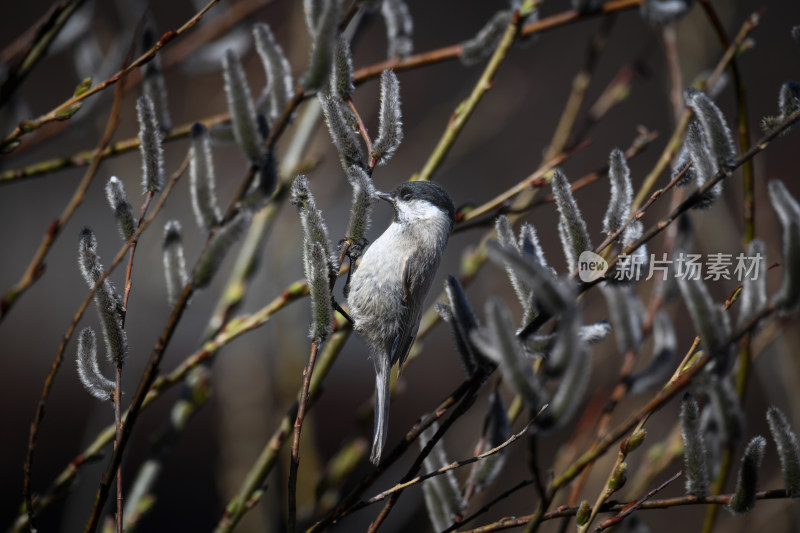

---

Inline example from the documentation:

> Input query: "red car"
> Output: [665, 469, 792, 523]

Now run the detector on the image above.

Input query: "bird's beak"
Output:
[376, 191, 394, 203]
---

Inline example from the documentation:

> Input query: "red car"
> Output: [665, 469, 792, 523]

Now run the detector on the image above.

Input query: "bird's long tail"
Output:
[370, 354, 391, 465]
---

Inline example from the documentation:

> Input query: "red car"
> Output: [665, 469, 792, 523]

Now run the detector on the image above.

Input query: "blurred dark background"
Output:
[1, 0, 799, 531]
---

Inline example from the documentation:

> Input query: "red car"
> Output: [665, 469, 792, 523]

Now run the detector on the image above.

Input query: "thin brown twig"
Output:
[85, 280, 196, 532]
[366, 373, 489, 532]
[461, 487, 790, 532]
[14, 156, 188, 533]
[0, 0, 87, 107]
[363, 419, 533, 506]
[21, 48, 130, 530]
[306, 370, 490, 533]
[288, 339, 320, 532]
[0, 0, 647, 185]
[0, 0, 221, 152]
[519, 303, 775, 533]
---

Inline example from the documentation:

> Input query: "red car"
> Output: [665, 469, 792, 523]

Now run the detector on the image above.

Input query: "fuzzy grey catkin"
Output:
[291, 175, 334, 269]
[538, 325, 591, 432]
[543, 309, 581, 375]
[472, 300, 545, 409]
[518, 222, 550, 270]
[640, 0, 695, 25]
[706, 377, 746, 447]
[76, 327, 115, 402]
[222, 49, 264, 162]
[737, 239, 767, 328]
[680, 392, 710, 497]
[303, 0, 339, 91]
[683, 118, 722, 208]
[671, 123, 699, 187]
[105, 176, 135, 241]
[253, 23, 294, 124]
[78, 228, 127, 366]
[603, 148, 633, 236]
[487, 240, 572, 317]
[344, 165, 376, 246]
[192, 212, 251, 288]
[600, 283, 644, 354]
[766, 406, 800, 497]
[495, 216, 534, 323]
[141, 28, 171, 132]
[381, 0, 413, 59]
[628, 310, 677, 394]
[441, 275, 485, 375]
[684, 88, 737, 169]
[552, 169, 592, 271]
[331, 36, 355, 99]
[306, 241, 333, 341]
[419, 421, 463, 531]
[621, 219, 648, 272]
[768, 180, 800, 313]
[188, 123, 222, 229]
[162, 221, 188, 306]
[472, 392, 511, 493]
[372, 69, 403, 165]
[728, 436, 767, 515]
[136, 95, 165, 194]
[303, 0, 325, 34]
[677, 276, 733, 376]
[778, 81, 800, 119]
[460, 10, 512, 66]
[320, 95, 364, 170]
[525, 320, 610, 355]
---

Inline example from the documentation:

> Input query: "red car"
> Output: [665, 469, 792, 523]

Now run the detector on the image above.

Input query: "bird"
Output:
[347, 180, 455, 465]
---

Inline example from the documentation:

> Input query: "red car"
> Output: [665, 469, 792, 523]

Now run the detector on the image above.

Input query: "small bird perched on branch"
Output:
[348, 181, 455, 465]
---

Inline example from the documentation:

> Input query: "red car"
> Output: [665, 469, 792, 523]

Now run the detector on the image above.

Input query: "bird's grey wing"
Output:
[389, 253, 424, 371]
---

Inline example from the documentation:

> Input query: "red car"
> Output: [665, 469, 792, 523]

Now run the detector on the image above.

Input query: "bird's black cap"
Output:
[391, 181, 455, 223]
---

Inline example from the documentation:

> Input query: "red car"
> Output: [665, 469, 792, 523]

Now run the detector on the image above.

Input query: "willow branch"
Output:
[0, 0, 221, 152]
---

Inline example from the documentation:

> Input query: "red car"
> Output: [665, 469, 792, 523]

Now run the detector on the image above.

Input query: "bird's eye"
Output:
[401, 192, 412, 201]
